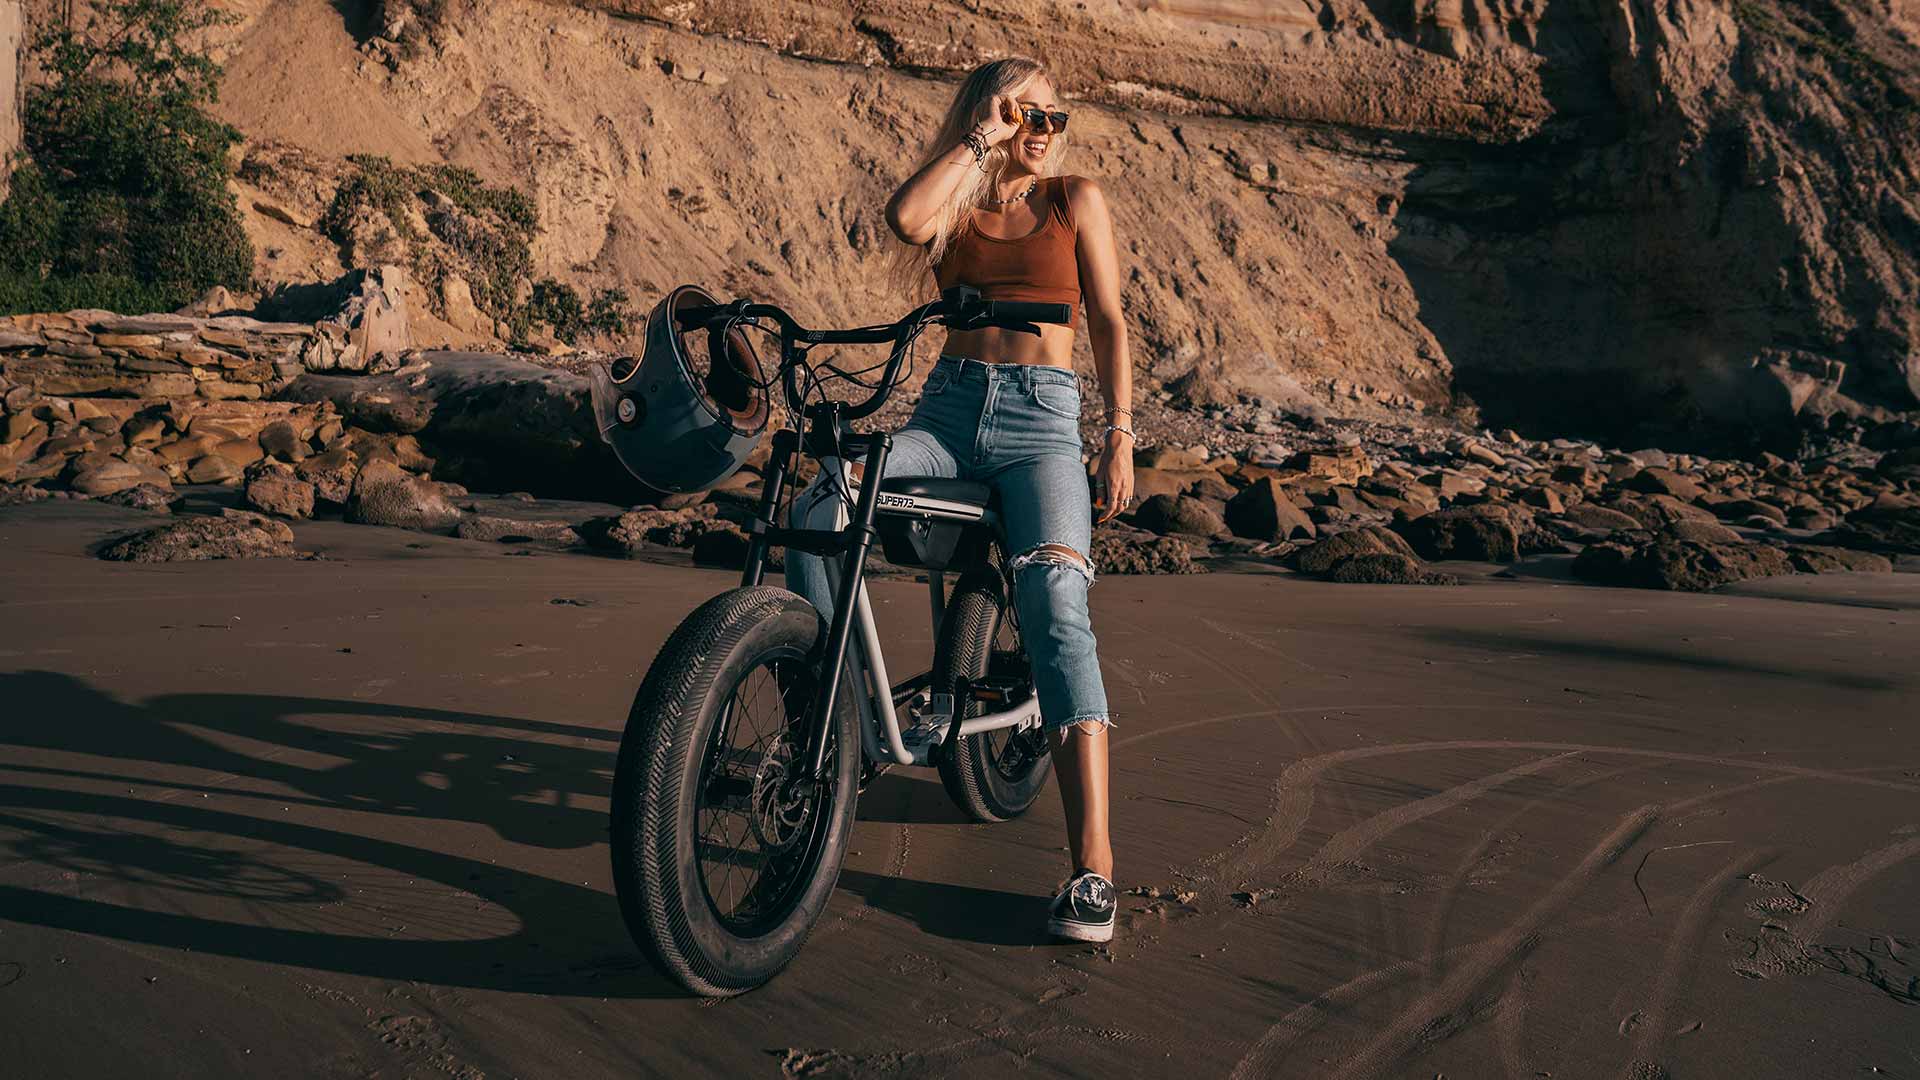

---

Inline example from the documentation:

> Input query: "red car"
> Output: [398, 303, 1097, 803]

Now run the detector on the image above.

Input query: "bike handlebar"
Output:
[672, 287, 1072, 422]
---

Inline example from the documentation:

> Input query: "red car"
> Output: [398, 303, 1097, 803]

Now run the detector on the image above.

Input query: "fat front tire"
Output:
[609, 585, 859, 996]
[934, 569, 1053, 822]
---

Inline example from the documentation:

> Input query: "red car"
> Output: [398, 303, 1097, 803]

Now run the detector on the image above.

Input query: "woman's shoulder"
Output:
[1055, 175, 1107, 221]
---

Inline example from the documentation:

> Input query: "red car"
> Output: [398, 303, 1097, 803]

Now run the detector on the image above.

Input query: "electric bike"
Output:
[601, 286, 1073, 996]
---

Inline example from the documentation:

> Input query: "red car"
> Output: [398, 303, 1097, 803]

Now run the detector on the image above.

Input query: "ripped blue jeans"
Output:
[784, 355, 1113, 734]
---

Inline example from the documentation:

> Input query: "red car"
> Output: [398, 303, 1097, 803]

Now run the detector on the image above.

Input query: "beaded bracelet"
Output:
[1103, 424, 1135, 441]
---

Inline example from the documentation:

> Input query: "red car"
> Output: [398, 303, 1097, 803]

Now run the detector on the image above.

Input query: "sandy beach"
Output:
[1, 501, 1915, 1078]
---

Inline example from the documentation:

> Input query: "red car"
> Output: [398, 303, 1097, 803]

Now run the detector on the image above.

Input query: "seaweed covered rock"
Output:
[100, 511, 296, 562]
[1091, 530, 1202, 575]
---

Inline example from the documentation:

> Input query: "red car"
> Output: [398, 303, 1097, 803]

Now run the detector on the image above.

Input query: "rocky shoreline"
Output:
[3, 304, 1917, 592]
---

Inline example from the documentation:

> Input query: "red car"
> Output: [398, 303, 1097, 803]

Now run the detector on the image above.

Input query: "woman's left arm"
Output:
[1069, 176, 1134, 525]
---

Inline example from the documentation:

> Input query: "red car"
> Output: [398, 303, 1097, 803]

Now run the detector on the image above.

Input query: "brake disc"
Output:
[747, 736, 813, 853]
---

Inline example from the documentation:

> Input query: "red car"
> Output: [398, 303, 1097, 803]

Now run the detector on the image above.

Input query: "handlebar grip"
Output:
[985, 301, 1072, 326]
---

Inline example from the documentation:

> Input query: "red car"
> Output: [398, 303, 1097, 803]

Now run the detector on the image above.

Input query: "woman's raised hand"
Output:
[971, 93, 1021, 147]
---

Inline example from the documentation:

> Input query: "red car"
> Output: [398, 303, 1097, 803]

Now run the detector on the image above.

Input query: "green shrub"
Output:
[0, 1, 254, 315]
[323, 155, 633, 347]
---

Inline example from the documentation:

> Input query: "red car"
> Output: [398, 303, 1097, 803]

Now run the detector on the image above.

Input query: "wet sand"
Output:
[2, 501, 1916, 1079]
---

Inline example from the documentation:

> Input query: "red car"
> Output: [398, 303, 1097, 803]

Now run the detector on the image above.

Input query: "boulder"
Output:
[1393, 505, 1520, 562]
[1601, 492, 1717, 529]
[1572, 538, 1793, 591]
[1822, 504, 1920, 555]
[1558, 503, 1644, 534]
[579, 504, 721, 555]
[257, 420, 306, 461]
[1090, 530, 1202, 575]
[1293, 526, 1418, 575]
[97, 484, 177, 512]
[1625, 466, 1707, 501]
[99, 511, 297, 562]
[295, 448, 360, 504]
[1133, 493, 1229, 538]
[344, 460, 462, 532]
[1782, 544, 1894, 573]
[1324, 552, 1460, 586]
[1662, 519, 1743, 545]
[186, 455, 242, 485]
[1225, 477, 1316, 541]
[1710, 498, 1788, 527]
[243, 460, 317, 519]
[0, 482, 52, 507]
[1288, 446, 1372, 485]
[70, 460, 171, 497]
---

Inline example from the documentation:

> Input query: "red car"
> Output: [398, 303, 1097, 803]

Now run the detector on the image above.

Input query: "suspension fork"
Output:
[798, 431, 890, 786]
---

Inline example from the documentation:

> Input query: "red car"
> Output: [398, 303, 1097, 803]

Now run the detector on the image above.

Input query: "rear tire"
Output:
[609, 586, 859, 996]
[934, 568, 1053, 822]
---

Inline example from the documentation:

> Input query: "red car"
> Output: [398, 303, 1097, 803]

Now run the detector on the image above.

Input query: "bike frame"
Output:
[699, 290, 1053, 783]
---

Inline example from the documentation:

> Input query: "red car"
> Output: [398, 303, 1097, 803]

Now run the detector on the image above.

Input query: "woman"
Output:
[787, 57, 1135, 943]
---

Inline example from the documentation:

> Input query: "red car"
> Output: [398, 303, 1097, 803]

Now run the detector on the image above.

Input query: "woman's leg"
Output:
[993, 453, 1114, 879]
[1049, 722, 1113, 879]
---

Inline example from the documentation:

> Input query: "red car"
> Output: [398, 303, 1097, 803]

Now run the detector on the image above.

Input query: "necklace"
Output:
[983, 178, 1037, 206]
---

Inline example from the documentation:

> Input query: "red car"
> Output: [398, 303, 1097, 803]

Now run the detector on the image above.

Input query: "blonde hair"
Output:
[881, 57, 1071, 297]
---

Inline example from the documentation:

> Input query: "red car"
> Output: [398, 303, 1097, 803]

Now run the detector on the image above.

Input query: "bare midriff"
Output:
[939, 320, 1075, 368]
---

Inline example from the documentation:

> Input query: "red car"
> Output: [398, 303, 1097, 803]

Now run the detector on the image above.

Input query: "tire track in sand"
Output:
[1620, 846, 1774, 1080]
[1230, 805, 1661, 1080]
[1186, 739, 1918, 906]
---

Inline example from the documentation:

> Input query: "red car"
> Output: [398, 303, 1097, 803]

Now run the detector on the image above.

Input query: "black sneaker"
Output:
[1046, 869, 1116, 943]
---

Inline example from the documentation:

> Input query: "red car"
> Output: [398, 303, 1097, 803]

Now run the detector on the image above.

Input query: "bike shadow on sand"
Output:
[0, 669, 685, 998]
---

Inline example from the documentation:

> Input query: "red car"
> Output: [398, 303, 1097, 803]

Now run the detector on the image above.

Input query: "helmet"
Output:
[591, 284, 770, 493]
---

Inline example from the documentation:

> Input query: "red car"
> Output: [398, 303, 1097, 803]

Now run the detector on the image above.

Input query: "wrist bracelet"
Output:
[1105, 405, 1134, 418]
[1103, 424, 1135, 440]
[960, 132, 988, 168]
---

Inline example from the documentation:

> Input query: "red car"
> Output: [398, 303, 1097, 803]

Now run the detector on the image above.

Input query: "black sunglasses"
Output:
[1019, 106, 1070, 134]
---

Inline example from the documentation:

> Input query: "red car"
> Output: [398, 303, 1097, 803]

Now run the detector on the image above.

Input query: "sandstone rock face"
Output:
[305, 266, 414, 374]
[1, 2, 18, 202]
[200, 0, 1919, 448]
[99, 512, 298, 562]
[344, 459, 463, 532]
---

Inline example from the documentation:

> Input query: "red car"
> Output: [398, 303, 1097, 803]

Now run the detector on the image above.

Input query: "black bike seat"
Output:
[878, 476, 997, 511]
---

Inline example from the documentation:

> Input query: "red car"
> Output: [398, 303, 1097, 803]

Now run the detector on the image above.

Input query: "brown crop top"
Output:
[934, 175, 1081, 309]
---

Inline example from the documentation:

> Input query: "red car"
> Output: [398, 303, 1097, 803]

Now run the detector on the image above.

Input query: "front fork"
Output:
[740, 426, 892, 790]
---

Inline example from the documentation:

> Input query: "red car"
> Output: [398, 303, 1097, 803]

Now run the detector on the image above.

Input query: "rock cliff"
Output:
[37, 0, 1920, 448]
